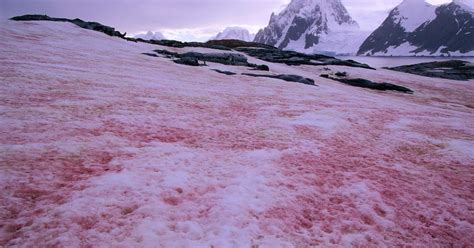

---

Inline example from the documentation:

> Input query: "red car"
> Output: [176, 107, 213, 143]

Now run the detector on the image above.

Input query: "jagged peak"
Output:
[272, 0, 358, 27]
[392, 0, 436, 32]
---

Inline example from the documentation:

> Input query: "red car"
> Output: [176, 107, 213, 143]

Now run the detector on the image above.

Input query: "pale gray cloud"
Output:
[0, 0, 457, 41]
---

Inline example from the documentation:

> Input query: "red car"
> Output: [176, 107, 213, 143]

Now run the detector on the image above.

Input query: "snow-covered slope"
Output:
[1, 20, 474, 247]
[134, 31, 166, 40]
[211, 27, 254, 42]
[358, 0, 474, 56]
[254, 0, 367, 55]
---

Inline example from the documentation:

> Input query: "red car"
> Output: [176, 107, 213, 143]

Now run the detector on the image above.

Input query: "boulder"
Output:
[242, 73, 316, 86]
[320, 74, 413, 93]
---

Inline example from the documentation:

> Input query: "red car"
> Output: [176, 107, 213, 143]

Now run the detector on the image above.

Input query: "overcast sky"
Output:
[0, 0, 463, 41]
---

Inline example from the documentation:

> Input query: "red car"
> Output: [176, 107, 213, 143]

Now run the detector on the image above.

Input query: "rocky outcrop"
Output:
[320, 74, 413, 93]
[386, 60, 474, 80]
[180, 52, 248, 66]
[153, 49, 268, 70]
[11, 15, 126, 38]
[235, 47, 374, 69]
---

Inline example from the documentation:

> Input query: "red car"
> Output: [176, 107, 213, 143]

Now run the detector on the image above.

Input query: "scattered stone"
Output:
[386, 60, 474, 81]
[320, 74, 413, 93]
[243, 73, 316, 86]
[212, 69, 237, 75]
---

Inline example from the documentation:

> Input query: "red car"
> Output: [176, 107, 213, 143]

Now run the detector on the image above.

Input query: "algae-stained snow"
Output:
[1, 21, 474, 247]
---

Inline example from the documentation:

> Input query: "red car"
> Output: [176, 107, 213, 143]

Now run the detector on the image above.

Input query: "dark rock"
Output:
[212, 69, 237, 75]
[174, 57, 200, 66]
[142, 53, 159, 57]
[154, 49, 179, 58]
[335, 71, 347, 77]
[321, 75, 413, 93]
[386, 60, 474, 81]
[179, 52, 248, 66]
[242, 73, 316, 86]
[250, 64, 270, 71]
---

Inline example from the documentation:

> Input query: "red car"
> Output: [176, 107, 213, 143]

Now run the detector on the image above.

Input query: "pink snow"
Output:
[1, 21, 473, 247]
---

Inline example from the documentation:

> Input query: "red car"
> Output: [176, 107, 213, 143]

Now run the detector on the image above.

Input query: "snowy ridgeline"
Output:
[210, 27, 255, 42]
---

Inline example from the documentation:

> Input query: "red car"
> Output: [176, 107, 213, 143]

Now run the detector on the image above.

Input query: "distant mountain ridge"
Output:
[134, 31, 166, 41]
[211, 27, 254, 42]
[358, 0, 474, 56]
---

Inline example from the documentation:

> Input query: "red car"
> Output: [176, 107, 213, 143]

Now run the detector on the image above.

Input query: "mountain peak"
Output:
[393, 0, 436, 32]
[254, 0, 363, 55]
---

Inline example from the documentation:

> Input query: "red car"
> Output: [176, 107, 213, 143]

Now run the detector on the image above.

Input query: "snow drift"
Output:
[1, 20, 473, 247]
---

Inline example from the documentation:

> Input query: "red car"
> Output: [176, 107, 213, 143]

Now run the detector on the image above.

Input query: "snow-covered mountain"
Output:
[211, 27, 255, 42]
[254, 0, 368, 55]
[134, 31, 166, 41]
[358, 0, 474, 56]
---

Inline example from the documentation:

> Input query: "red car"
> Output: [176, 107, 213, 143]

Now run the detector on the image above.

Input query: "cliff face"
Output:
[254, 0, 363, 55]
